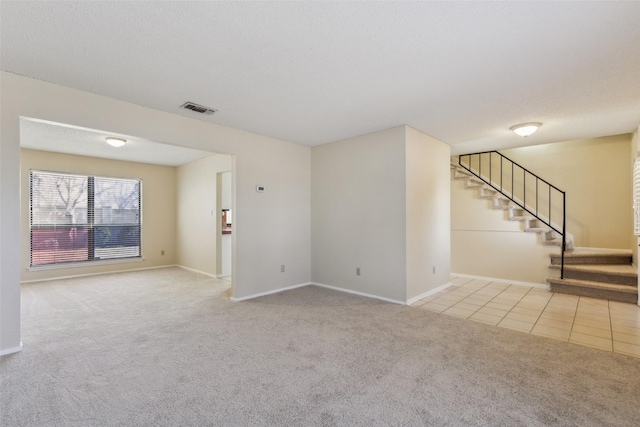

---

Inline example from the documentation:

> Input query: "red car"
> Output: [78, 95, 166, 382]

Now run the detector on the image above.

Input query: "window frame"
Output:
[29, 169, 143, 270]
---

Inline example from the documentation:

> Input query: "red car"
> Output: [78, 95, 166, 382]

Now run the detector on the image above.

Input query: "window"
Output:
[30, 170, 141, 267]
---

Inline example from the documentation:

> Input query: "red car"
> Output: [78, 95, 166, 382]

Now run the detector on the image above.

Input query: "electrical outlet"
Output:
[281, 264, 285, 272]
[161, 250, 165, 256]
[356, 267, 361, 276]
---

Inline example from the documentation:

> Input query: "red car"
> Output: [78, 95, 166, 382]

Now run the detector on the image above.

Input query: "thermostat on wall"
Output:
[256, 186, 265, 192]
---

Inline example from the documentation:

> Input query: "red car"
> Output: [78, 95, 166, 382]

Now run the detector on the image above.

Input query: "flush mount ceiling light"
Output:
[510, 122, 541, 137]
[105, 137, 126, 147]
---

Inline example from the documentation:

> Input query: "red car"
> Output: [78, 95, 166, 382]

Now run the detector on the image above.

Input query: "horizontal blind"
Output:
[635, 157, 640, 236]
[30, 170, 141, 267]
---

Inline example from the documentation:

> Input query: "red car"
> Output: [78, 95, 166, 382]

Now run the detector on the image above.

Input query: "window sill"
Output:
[28, 256, 144, 272]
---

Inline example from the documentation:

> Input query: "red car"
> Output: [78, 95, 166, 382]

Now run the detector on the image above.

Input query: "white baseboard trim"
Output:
[0, 342, 23, 356]
[230, 282, 310, 302]
[21, 264, 177, 284]
[452, 273, 548, 290]
[406, 282, 453, 305]
[310, 282, 406, 305]
[231, 281, 407, 305]
[176, 265, 219, 279]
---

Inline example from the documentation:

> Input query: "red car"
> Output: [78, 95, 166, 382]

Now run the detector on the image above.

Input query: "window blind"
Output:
[30, 170, 141, 267]
[635, 157, 640, 236]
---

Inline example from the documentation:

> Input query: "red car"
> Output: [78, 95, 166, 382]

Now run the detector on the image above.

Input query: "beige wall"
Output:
[452, 134, 633, 284]
[1, 71, 311, 353]
[405, 127, 451, 300]
[311, 127, 407, 302]
[20, 149, 177, 282]
[176, 154, 232, 276]
[451, 164, 557, 283]
[502, 134, 633, 249]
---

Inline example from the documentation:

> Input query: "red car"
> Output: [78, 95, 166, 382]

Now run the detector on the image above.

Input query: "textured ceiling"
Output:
[2, 1, 640, 155]
[20, 119, 214, 167]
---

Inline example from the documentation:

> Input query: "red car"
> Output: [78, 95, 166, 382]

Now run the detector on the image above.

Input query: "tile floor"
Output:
[411, 276, 640, 359]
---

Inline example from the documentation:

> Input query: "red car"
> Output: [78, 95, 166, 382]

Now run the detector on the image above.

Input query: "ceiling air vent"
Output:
[180, 102, 217, 115]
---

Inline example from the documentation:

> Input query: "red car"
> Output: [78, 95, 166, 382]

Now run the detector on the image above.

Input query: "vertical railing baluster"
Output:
[490, 152, 492, 187]
[500, 155, 503, 192]
[536, 177, 539, 216]
[561, 193, 566, 279]
[458, 151, 566, 269]
[523, 169, 526, 209]
[549, 187, 551, 225]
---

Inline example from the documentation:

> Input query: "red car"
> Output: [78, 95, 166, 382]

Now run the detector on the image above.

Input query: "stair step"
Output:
[480, 194, 503, 200]
[544, 238, 563, 246]
[479, 187, 500, 198]
[466, 181, 484, 188]
[524, 227, 548, 233]
[549, 264, 637, 286]
[510, 215, 534, 221]
[547, 277, 638, 304]
[453, 169, 473, 178]
[550, 252, 632, 265]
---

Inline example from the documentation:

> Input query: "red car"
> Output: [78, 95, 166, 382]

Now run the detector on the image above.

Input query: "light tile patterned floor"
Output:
[411, 276, 640, 358]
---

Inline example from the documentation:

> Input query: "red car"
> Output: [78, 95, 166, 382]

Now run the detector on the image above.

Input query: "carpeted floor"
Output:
[2, 267, 640, 426]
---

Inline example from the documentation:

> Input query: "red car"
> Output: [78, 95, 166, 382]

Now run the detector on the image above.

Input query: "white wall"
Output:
[0, 75, 22, 355]
[311, 126, 451, 303]
[176, 154, 232, 277]
[0, 71, 311, 354]
[405, 127, 451, 300]
[311, 127, 407, 302]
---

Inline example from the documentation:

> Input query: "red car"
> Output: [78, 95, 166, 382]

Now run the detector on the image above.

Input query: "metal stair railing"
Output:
[458, 151, 567, 279]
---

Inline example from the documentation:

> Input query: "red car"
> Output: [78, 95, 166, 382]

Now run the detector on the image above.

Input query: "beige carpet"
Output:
[2, 267, 640, 426]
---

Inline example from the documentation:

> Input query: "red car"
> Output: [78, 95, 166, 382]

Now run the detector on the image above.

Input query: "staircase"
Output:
[547, 250, 638, 303]
[450, 162, 574, 249]
[452, 154, 638, 304]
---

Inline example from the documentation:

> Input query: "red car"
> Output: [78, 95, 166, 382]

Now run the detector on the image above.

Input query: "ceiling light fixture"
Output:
[105, 137, 126, 147]
[510, 122, 541, 137]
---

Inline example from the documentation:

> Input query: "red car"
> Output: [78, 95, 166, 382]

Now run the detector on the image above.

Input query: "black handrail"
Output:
[458, 151, 567, 279]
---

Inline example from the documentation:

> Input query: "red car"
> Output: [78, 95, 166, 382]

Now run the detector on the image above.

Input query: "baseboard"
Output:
[231, 281, 407, 305]
[406, 282, 453, 305]
[0, 342, 23, 356]
[230, 282, 310, 302]
[310, 282, 406, 305]
[21, 264, 177, 284]
[176, 265, 219, 279]
[452, 273, 548, 290]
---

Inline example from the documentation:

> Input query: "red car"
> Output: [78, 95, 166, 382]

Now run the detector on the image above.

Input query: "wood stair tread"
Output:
[546, 277, 638, 294]
[550, 251, 632, 265]
[549, 264, 637, 277]
[554, 251, 632, 258]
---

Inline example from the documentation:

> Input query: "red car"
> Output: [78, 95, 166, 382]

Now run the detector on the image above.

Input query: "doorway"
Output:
[217, 171, 232, 280]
